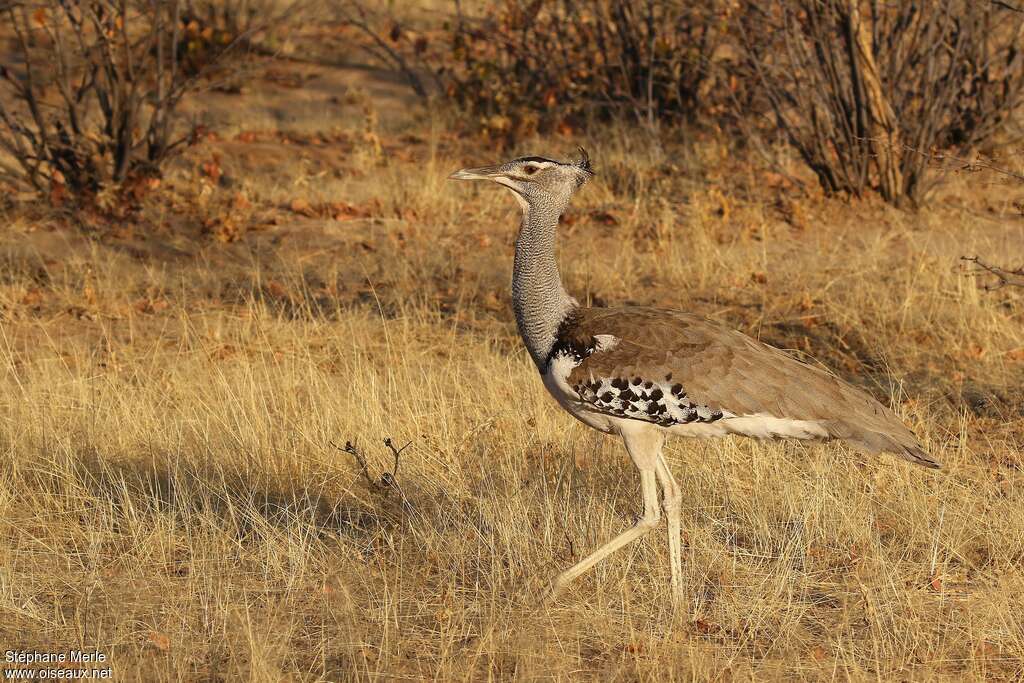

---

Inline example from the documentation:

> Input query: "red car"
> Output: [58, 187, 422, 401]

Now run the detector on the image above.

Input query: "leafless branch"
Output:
[334, 440, 376, 488]
[381, 436, 411, 488]
[332, 1, 429, 99]
[962, 256, 1024, 290]
[332, 438, 413, 510]
[900, 145, 1024, 184]
[991, 0, 1024, 12]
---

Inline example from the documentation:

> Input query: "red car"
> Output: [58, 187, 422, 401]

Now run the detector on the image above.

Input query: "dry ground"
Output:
[2, 36, 1024, 682]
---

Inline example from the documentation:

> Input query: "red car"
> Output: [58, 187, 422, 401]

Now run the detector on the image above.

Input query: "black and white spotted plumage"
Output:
[572, 372, 724, 427]
[546, 331, 725, 430]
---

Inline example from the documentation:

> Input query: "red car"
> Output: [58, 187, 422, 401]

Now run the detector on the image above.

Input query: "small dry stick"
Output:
[902, 145, 1024, 184]
[334, 440, 376, 488]
[380, 437, 410, 489]
[331, 438, 413, 510]
[991, 0, 1024, 13]
[961, 256, 1024, 290]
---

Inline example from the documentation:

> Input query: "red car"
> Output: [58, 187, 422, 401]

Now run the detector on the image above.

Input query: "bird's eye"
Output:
[523, 165, 538, 175]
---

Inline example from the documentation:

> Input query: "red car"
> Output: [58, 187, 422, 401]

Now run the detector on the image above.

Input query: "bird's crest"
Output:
[575, 147, 594, 176]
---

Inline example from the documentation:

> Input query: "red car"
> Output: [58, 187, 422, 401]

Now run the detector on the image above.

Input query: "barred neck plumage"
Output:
[512, 196, 578, 370]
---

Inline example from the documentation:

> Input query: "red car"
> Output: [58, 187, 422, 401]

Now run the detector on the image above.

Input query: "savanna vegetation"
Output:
[1, 1, 1023, 680]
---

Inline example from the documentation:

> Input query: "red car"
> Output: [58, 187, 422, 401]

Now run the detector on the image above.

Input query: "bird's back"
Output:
[550, 306, 938, 468]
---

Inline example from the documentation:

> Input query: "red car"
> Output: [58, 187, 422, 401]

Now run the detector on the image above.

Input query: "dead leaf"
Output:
[265, 280, 287, 298]
[289, 198, 316, 217]
[762, 172, 791, 189]
[693, 619, 720, 635]
[965, 343, 986, 360]
[202, 214, 242, 243]
[929, 575, 943, 591]
[330, 201, 361, 220]
[200, 157, 222, 183]
[21, 289, 43, 306]
[148, 631, 170, 652]
[32, 7, 46, 26]
[134, 298, 169, 314]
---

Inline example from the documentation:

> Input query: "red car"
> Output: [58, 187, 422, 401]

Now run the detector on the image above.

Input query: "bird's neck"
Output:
[512, 197, 577, 370]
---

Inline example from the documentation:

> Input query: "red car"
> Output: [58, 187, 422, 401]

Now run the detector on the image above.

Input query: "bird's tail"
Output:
[827, 420, 941, 469]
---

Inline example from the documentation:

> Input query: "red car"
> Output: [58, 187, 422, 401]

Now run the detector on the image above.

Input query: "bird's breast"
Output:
[541, 350, 616, 433]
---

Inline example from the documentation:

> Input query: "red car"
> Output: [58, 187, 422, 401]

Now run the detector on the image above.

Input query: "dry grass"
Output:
[1, 39, 1024, 681]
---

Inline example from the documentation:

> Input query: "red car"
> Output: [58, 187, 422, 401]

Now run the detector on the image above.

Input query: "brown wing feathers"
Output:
[560, 307, 938, 468]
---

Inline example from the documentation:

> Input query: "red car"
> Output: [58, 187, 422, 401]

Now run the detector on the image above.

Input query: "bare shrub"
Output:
[0, 1, 233, 210]
[335, 1, 735, 143]
[737, 0, 1024, 207]
[332, 0, 436, 100]
[441, 0, 734, 142]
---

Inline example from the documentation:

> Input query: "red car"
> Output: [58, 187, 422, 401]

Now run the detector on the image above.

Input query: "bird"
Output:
[448, 148, 938, 601]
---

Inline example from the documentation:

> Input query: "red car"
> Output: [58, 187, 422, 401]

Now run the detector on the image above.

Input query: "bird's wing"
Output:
[555, 307, 937, 468]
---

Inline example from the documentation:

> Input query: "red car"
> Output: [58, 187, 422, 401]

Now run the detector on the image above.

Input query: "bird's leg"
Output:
[547, 468, 660, 597]
[655, 452, 683, 602]
[546, 427, 663, 599]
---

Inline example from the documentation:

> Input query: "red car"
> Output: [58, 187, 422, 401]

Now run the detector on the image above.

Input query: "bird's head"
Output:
[448, 148, 594, 208]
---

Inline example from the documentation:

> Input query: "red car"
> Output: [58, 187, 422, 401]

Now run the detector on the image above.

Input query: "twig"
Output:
[901, 144, 1024, 183]
[331, 437, 413, 510]
[333, 440, 376, 488]
[333, 1, 428, 99]
[381, 436, 411, 488]
[961, 256, 1024, 290]
[991, 0, 1024, 12]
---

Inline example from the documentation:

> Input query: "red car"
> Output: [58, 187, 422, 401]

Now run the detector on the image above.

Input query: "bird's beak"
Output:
[448, 164, 502, 181]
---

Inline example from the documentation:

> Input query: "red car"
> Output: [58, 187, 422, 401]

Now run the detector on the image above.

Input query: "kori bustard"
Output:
[449, 149, 938, 600]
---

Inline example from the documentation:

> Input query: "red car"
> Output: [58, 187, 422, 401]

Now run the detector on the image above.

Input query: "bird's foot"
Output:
[538, 578, 563, 605]
[533, 571, 574, 607]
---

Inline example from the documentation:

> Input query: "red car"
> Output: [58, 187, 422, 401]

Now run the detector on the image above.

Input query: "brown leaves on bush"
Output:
[438, 1, 733, 143]
[736, 0, 1024, 206]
